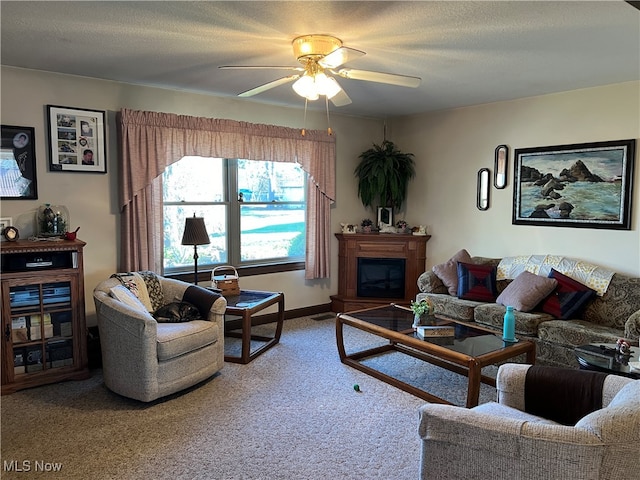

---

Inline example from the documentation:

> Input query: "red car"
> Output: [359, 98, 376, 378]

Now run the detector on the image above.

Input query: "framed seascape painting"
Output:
[1, 125, 38, 200]
[512, 139, 635, 230]
[47, 105, 107, 173]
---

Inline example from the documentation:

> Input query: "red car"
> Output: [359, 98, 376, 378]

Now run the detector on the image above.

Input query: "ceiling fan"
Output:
[219, 34, 421, 107]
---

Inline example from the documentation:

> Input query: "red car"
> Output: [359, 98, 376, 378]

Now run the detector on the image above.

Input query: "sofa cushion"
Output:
[540, 269, 596, 320]
[456, 262, 497, 302]
[416, 293, 480, 322]
[474, 303, 554, 336]
[496, 271, 557, 312]
[432, 249, 472, 296]
[537, 319, 624, 349]
[156, 320, 219, 362]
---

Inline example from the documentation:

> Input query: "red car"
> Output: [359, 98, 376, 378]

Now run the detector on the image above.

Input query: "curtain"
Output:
[117, 108, 336, 279]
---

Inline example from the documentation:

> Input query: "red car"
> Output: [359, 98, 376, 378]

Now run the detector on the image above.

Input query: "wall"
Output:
[393, 81, 640, 276]
[0, 67, 380, 325]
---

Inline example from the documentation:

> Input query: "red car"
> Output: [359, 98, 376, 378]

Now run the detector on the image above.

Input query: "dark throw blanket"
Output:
[524, 366, 607, 426]
[183, 285, 221, 319]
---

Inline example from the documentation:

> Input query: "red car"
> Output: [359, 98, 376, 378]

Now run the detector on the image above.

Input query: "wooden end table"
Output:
[218, 289, 284, 364]
[336, 304, 536, 407]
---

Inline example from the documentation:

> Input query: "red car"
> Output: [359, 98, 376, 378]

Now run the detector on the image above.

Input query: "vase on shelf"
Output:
[37, 203, 69, 237]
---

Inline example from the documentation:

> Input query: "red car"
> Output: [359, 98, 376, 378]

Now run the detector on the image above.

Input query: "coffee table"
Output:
[336, 304, 536, 407]
[575, 343, 640, 379]
[219, 289, 284, 364]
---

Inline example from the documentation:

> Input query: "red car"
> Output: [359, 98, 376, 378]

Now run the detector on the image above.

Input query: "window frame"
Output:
[162, 157, 307, 281]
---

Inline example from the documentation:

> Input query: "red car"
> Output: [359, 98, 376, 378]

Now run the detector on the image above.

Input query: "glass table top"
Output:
[341, 304, 514, 358]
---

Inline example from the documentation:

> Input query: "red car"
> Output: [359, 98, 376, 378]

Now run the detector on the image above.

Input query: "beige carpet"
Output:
[1, 315, 497, 480]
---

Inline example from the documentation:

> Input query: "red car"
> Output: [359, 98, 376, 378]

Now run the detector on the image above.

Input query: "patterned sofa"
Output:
[416, 254, 640, 368]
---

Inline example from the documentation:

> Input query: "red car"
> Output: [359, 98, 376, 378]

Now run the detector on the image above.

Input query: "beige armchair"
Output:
[93, 272, 226, 402]
[418, 363, 639, 480]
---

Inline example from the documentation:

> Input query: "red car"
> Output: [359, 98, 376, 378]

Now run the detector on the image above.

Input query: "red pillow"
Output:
[456, 262, 497, 302]
[540, 269, 596, 319]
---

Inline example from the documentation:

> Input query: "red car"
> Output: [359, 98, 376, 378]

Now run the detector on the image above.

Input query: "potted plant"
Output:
[354, 140, 416, 211]
[410, 298, 433, 327]
[360, 218, 373, 233]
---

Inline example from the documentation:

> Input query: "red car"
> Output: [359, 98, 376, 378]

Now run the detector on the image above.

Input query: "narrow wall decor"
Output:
[494, 144, 508, 189]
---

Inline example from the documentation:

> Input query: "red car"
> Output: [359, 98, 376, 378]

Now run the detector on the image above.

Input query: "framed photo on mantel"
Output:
[377, 206, 393, 227]
[47, 105, 107, 173]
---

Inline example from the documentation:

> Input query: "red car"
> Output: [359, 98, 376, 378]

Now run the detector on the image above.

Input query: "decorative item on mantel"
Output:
[340, 223, 357, 234]
[395, 220, 409, 234]
[360, 218, 373, 233]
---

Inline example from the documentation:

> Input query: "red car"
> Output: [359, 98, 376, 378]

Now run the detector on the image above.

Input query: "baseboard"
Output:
[225, 302, 332, 329]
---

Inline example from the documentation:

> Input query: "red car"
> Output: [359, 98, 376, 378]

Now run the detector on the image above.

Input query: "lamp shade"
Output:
[181, 216, 210, 246]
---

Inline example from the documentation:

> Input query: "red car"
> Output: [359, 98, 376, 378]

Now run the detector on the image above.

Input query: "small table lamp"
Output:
[181, 214, 210, 284]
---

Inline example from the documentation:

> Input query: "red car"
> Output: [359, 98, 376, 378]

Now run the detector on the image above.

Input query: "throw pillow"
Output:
[432, 249, 472, 296]
[540, 269, 596, 319]
[109, 285, 148, 312]
[456, 262, 497, 302]
[153, 302, 202, 323]
[496, 271, 558, 312]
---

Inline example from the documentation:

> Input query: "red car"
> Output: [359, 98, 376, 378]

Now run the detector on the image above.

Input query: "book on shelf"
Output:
[416, 325, 455, 339]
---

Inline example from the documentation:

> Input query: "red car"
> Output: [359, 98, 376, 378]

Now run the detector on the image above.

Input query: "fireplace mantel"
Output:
[331, 233, 430, 313]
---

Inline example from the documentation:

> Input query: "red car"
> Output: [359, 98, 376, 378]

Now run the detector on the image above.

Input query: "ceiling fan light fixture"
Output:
[292, 75, 319, 101]
[315, 74, 341, 99]
[292, 34, 342, 62]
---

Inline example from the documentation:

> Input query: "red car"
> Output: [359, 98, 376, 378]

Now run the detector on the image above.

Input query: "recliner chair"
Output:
[93, 272, 226, 402]
[418, 363, 640, 480]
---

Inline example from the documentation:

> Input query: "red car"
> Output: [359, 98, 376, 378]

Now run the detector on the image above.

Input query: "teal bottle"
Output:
[502, 306, 516, 342]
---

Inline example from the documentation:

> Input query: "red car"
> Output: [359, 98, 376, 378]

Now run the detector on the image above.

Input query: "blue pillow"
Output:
[457, 262, 497, 302]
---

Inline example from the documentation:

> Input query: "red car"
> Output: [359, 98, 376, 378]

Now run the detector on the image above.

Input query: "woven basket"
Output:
[212, 265, 240, 296]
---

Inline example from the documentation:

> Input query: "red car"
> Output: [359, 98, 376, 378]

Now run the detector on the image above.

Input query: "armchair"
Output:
[418, 363, 639, 480]
[93, 272, 226, 402]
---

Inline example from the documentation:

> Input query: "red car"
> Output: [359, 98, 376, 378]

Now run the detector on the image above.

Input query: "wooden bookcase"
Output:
[1, 239, 89, 395]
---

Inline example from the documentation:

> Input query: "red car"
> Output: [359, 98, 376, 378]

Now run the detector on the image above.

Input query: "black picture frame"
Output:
[477, 168, 490, 210]
[377, 206, 393, 227]
[1, 125, 38, 200]
[494, 144, 508, 189]
[47, 105, 107, 173]
[512, 139, 635, 230]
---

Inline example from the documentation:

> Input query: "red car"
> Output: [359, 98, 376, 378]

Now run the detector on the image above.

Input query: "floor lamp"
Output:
[181, 214, 210, 284]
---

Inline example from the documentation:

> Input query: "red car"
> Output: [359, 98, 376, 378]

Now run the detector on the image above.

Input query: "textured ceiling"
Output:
[1, 1, 639, 118]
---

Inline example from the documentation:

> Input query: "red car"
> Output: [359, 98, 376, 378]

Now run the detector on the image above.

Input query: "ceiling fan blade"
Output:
[219, 65, 304, 71]
[318, 46, 366, 69]
[330, 88, 352, 107]
[238, 75, 300, 97]
[335, 68, 421, 88]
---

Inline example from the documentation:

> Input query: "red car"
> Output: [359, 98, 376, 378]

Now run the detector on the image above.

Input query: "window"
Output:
[162, 156, 306, 274]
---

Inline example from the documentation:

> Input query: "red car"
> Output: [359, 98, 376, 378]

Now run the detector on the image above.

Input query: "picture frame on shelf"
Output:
[512, 139, 635, 230]
[377, 206, 393, 227]
[494, 144, 508, 189]
[1, 125, 38, 200]
[47, 105, 107, 173]
[0, 217, 13, 239]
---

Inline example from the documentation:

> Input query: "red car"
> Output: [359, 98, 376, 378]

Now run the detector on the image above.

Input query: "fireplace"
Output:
[357, 258, 406, 298]
[331, 233, 430, 312]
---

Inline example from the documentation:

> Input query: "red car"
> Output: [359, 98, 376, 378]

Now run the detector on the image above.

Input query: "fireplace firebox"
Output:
[357, 258, 406, 298]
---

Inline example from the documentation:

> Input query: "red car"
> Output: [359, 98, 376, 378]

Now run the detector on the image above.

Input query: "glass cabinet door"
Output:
[8, 280, 75, 376]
